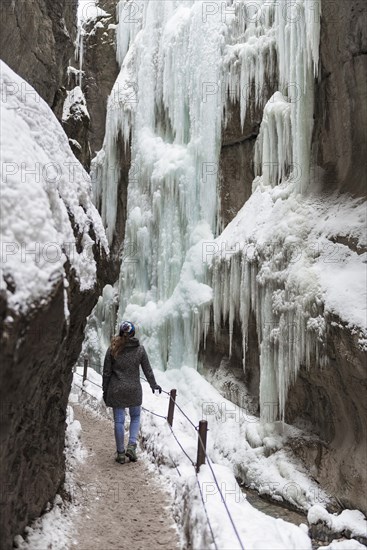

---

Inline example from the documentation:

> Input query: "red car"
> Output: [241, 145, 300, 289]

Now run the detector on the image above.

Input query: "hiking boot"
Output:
[115, 451, 126, 464]
[126, 443, 137, 462]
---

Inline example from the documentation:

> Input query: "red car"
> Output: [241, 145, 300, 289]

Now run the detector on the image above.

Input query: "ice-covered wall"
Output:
[93, 0, 366, 426]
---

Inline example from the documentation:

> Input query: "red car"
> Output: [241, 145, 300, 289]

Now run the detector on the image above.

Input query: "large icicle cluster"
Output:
[211, 0, 323, 420]
[95, 0, 227, 369]
[222, 0, 320, 191]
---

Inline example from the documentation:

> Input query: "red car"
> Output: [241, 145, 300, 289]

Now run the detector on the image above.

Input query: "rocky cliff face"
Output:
[66, 0, 119, 161]
[0, 0, 77, 114]
[283, 0, 367, 513]
[76, 0, 130, 275]
[285, 313, 367, 513]
[62, 86, 92, 171]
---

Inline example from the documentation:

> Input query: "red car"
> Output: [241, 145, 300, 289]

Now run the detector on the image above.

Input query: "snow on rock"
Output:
[0, 61, 108, 313]
[77, 0, 110, 25]
[13, 495, 74, 550]
[183, 463, 312, 550]
[308, 504, 367, 541]
[318, 541, 367, 550]
[75, 1, 111, 88]
[62, 86, 90, 122]
[210, 184, 367, 420]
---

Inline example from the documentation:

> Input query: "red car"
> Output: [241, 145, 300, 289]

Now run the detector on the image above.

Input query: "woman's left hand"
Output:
[152, 384, 162, 394]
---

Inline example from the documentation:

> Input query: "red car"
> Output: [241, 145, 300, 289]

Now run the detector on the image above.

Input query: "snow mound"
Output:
[0, 61, 108, 313]
[71, 364, 330, 549]
[62, 86, 90, 122]
[308, 504, 367, 540]
[77, 0, 109, 25]
[318, 541, 367, 550]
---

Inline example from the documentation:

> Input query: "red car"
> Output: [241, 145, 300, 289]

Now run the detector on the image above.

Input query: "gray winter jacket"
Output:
[102, 337, 157, 408]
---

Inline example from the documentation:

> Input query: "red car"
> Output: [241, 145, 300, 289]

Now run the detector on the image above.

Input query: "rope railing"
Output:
[73, 358, 246, 550]
[167, 424, 196, 468]
[196, 477, 219, 550]
[141, 406, 167, 420]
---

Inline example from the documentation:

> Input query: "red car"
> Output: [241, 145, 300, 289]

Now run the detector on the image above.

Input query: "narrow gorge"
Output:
[0, 1, 366, 549]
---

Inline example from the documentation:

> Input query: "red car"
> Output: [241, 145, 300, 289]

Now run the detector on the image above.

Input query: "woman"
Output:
[102, 321, 162, 464]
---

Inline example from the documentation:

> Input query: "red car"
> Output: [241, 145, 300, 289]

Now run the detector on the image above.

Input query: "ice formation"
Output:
[92, 1, 365, 421]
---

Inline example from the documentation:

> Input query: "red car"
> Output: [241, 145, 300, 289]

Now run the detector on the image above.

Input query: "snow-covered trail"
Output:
[70, 403, 180, 549]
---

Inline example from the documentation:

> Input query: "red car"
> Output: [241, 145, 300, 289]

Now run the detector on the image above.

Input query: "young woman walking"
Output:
[102, 321, 162, 463]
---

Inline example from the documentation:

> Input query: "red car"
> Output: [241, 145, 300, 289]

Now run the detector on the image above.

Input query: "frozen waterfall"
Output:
[93, 0, 325, 421]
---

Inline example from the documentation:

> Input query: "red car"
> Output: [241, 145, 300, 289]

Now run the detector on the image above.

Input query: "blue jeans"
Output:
[113, 406, 141, 453]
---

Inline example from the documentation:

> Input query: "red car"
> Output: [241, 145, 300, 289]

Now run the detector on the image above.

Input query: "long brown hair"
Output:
[110, 334, 130, 358]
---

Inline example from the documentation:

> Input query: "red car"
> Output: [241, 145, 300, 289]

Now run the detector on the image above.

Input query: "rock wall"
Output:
[219, 101, 261, 230]
[313, 0, 367, 197]
[285, 314, 367, 513]
[0, 254, 108, 550]
[0, 0, 77, 114]
[66, 0, 119, 159]
[81, 1, 119, 156]
[62, 86, 92, 171]
[284, 0, 367, 512]
[76, 0, 130, 274]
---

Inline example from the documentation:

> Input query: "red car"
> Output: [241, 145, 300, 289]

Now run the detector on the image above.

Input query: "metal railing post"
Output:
[196, 419, 208, 472]
[82, 356, 88, 387]
[167, 389, 177, 427]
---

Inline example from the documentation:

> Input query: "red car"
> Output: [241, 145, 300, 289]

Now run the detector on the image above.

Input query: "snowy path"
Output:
[70, 404, 180, 549]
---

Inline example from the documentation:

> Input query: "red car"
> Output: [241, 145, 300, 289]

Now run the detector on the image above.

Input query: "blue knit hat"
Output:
[119, 321, 135, 336]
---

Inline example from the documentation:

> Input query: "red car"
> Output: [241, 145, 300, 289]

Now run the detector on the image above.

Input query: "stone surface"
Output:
[0, 2, 118, 546]
[63, 88, 92, 171]
[205, 0, 367, 516]
[0, 0, 77, 115]
[219, 101, 262, 230]
[285, 314, 367, 514]
[312, 0, 367, 197]
[74, 2, 120, 156]
[198, 315, 260, 417]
